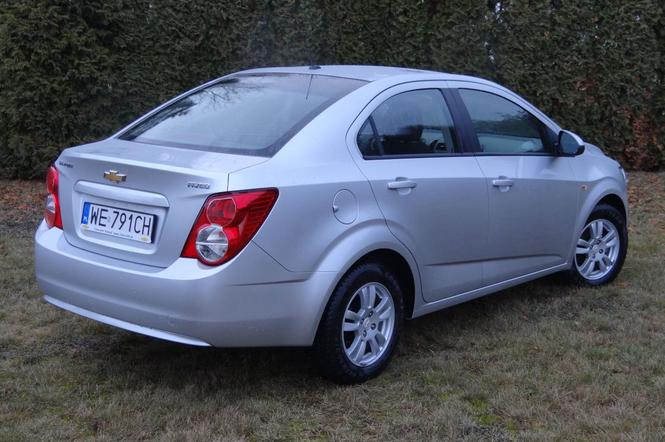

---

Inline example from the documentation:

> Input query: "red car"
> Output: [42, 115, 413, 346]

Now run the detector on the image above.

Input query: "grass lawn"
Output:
[1, 173, 664, 441]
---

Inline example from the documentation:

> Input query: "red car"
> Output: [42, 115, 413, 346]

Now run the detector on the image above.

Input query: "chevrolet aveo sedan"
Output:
[35, 65, 628, 384]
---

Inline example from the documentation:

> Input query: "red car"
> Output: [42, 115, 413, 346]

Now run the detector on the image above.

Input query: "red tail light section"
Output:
[181, 189, 278, 266]
[44, 165, 63, 229]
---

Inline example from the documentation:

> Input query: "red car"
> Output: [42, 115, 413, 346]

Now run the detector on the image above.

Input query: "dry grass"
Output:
[1, 173, 665, 441]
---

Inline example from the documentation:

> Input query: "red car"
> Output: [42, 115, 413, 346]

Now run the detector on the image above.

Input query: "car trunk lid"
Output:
[56, 139, 268, 267]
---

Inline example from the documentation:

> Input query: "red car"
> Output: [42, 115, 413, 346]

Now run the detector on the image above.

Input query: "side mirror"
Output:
[558, 130, 585, 156]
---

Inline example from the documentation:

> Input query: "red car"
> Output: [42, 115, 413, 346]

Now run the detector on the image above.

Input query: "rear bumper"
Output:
[34, 222, 337, 347]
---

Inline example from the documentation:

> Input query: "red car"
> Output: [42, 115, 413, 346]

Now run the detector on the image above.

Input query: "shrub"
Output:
[0, 0, 662, 178]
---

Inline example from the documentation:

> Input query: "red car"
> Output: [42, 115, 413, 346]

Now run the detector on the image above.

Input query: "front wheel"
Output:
[313, 262, 404, 384]
[569, 203, 627, 285]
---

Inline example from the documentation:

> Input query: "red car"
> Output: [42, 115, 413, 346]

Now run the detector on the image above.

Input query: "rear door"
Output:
[451, 83, 579, 284]
[347, 82, 489, 302]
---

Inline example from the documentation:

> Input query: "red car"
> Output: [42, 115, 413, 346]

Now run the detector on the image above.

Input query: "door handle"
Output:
[492, 177, 514, 192]
[387, 179, 417, 190]
[492, 178, 514, 187]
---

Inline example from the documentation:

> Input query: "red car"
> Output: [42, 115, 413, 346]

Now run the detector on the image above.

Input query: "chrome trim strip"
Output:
[74, 181, 169, 207]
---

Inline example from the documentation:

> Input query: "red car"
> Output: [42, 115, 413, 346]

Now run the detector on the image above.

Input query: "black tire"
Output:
[567, 203, 628, 286]
[313, 262, 404, 384]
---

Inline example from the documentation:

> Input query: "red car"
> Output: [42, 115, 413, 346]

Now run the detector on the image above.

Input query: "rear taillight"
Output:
[44, 165, 62, 229]
[181, 189, 278, 266]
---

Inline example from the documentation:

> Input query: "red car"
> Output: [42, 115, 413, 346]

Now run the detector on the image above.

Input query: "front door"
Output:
[454, 86, 579, 284]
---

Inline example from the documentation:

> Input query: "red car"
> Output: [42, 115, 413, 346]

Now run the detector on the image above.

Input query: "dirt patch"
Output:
[0, 179, 44, 236]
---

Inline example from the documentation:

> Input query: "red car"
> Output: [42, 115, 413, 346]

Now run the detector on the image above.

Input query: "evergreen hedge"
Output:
[0, 1, 663, 178]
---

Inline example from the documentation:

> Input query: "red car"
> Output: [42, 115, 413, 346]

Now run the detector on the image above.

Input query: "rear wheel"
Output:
[569, 204, 627, 285]
[314, 262, 404, 384]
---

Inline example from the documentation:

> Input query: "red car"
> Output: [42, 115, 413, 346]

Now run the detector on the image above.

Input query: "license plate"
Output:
[81, 202, 155, 243]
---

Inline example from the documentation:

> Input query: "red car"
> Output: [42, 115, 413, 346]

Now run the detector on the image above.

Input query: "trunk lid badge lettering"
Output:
[187, 182, 211, 189]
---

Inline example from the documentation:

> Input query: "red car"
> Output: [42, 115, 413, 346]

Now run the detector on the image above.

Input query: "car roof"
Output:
[232, 64, 559, 126]
[235, 64, 497, 86]
[235, 65, 560, 133]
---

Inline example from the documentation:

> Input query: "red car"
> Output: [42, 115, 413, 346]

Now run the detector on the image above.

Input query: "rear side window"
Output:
[357, 89, 458, 158]
[120, 74, 366, 156]
[458, 89, 552, 154]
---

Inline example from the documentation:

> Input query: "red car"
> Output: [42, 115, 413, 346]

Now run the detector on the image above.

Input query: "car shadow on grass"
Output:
[82, 273, 580, 393]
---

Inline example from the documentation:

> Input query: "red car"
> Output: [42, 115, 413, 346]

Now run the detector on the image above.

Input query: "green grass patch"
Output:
[2, 173, 665, 440]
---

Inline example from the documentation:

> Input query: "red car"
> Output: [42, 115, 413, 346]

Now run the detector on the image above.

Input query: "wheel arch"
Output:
[570, 184, 628, 264]
[580, 189, 628, 231]
[568, 190, 628, 285]
[314, 237, 422, 335]
[351, 249, 417, 319]
[596, 193, 627, 221]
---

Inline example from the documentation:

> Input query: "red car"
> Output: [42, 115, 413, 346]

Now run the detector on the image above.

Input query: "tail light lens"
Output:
[181, 189, 278, 266]
[44, 165, 62, 229]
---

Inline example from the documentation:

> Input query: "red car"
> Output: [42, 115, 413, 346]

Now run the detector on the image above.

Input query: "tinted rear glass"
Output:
[120, 74, 366, 156]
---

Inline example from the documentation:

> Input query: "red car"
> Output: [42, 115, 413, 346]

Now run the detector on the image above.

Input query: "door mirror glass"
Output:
[558, 130, 585, 156]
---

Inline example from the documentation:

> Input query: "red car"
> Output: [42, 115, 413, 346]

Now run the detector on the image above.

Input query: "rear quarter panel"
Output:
[227, 104, 401, 273]
[226, 81, 424, 312]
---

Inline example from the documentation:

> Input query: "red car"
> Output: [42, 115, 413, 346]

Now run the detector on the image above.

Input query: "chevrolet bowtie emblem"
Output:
[103, 170, 127, 183]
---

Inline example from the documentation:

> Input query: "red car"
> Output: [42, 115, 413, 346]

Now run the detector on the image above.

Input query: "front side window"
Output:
[121, 74, 366, 156]
[357, 89, 458, 157]
[458, 89, 552, 154]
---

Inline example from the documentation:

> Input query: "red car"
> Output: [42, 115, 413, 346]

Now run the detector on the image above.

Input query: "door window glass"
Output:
[458, 89, 550, 154]
[357, 119, 376, 155]
[357, 89, 458, 157]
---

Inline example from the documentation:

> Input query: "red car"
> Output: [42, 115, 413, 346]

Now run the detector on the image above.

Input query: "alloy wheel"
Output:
[341, 282, 395, 367]
[575, 218, 620, 281]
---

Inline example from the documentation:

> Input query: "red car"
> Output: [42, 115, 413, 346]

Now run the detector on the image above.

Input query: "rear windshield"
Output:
[120, 74, 366, 156]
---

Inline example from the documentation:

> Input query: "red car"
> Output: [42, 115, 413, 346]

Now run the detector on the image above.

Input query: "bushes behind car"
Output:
[0, 0, 663, 178]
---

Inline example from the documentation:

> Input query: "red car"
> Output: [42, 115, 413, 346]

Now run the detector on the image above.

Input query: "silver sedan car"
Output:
[35, 65, 628, 383]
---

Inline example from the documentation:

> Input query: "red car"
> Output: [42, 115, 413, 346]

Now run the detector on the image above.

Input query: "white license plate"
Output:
[80, 202, 155, 243]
